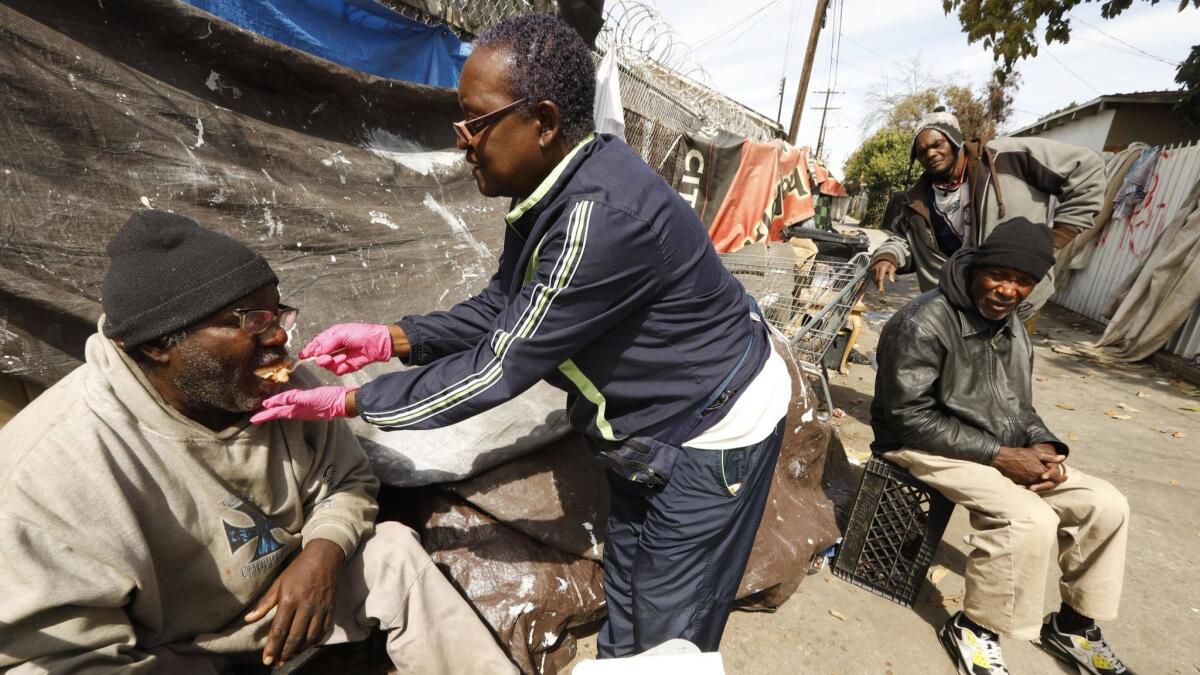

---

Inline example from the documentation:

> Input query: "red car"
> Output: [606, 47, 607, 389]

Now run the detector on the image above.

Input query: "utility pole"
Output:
[775, 77, 787, 125]
[786, 0, 830, 144]
[812, 89, 842, 158]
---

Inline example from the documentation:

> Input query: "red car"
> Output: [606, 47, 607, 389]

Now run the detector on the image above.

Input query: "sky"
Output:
[634, 0, 1200, 174]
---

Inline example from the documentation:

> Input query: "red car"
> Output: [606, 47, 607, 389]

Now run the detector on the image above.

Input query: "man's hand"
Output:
[871, 259, 897, 293]
[1026, 442, 1068, 492]
[993, 445, 1065, 488]
[245, 539, 345, 666]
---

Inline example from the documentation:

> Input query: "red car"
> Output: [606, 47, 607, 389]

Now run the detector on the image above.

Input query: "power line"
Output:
[692, 0, 785, 51]
[1068, 12, 1180, 66]
[833, 0, 845, 91]
[1069, 35, 1178, 63]
[776, 0, 803, 124]
[839, 32, 907, 70]
[698, 8, 781, 64]
[1041, 44, 1102, 96]
[836, 59, 885, 78]
[779, 0, 802, 79]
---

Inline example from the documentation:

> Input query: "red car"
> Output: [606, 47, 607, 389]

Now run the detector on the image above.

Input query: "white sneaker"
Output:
[1036, 612, 1134, 674]
[938, 611, 1010, 675]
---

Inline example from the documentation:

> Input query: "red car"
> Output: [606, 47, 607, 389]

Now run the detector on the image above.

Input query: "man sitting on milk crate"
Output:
[870, 218, 1133, 675]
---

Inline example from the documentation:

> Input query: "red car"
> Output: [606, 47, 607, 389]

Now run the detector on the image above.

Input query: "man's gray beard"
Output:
[168, 339, 263, 414]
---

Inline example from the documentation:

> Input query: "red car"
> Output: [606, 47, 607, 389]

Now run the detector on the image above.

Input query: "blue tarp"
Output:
[185, 0, 470, 88]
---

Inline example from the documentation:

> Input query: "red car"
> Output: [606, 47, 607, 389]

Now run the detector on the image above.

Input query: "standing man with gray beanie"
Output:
[0, 211, 516, 673]
[871, 219, 1134, 675]
[870, 106, 1105, 323]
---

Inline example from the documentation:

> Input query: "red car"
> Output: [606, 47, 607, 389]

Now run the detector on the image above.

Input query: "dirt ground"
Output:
[568, 230, 1200, 674]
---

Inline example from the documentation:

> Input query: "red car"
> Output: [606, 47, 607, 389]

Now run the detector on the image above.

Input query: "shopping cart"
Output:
[720, 241, 870, 418]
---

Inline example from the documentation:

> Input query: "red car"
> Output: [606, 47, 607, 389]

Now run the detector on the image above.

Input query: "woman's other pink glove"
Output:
[251, 385, 357, 424]
[299, 323, 393, 375]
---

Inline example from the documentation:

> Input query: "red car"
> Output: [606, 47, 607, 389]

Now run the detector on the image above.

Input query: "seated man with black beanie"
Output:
[0, 211, 516, 674]
[871, 218, 1134, 675]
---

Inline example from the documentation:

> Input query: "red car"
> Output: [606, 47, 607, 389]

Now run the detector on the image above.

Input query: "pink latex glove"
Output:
[299, 323, 393, 375]
[251, 385, 358, 424]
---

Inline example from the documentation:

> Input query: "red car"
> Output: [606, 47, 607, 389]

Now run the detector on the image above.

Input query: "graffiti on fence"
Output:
[1108, 149, 1171, 261]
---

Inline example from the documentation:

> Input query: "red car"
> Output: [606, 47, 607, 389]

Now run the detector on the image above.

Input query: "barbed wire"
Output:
[383, 0, 549, 38]
[597, 0, 780, 144]
[385, 0, 781, 178]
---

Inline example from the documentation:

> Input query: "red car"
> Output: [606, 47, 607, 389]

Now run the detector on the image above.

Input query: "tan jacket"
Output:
[0, 331, 378, 673]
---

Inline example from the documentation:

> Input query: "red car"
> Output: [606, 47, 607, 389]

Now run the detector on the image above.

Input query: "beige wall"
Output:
[1104, 104, 1200, 152]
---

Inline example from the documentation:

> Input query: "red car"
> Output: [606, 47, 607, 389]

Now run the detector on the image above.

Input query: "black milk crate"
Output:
[832, 456, 955, 607]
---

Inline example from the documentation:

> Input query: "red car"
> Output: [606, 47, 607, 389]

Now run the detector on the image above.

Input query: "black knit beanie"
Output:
[101, 210, 278, 349]
[971, 217, 1055, 282]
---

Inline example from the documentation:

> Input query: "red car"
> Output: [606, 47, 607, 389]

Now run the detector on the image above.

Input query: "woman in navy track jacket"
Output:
[254, 13, 792, 658]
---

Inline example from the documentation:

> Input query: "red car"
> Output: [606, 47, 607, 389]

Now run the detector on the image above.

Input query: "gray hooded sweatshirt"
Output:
[0, 331, 378, 672]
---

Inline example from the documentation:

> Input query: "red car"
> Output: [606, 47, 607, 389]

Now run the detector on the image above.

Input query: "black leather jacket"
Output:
[870, 249, 1066, 463]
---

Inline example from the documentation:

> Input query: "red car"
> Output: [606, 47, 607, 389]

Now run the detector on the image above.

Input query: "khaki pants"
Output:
[151, 522, 516, 674]
[885, 449, 1130, 640]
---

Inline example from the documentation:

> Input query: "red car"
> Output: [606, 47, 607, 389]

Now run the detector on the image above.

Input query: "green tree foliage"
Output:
[1178, 45, 1200, 124]
[864, 59, 1018, 137]
[943, 0, 1199, 120]
[843, 128, 912, 226]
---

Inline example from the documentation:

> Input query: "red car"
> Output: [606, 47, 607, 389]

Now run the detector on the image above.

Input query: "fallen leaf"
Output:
[1056, 402, 1075, 410]
[928, 592, 964, 607]
[1169, 480, 1181, 487]
[1180, 405, 1200, 413]
[928, 565, 949, 584]
[1117, 402, 1140, 412]
[1136, 390, 1149, 398]
[1067, 432, 1080, 441]
[1104, 411, 1133, 420]
[829, 609, 846, 621]
[1174, 432, 1187, 439]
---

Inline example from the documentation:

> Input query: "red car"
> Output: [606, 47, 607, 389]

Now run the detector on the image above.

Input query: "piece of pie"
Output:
[254, 360, 293, 383]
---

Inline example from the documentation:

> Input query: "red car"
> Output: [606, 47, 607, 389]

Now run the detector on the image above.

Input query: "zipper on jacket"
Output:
[988, 334, 1021, 440]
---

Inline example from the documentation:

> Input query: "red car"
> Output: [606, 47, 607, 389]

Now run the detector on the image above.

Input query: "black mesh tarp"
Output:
[0, 0, 496, 387]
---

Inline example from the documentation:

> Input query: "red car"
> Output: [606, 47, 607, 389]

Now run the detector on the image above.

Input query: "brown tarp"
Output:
[413, 337, 852, 671]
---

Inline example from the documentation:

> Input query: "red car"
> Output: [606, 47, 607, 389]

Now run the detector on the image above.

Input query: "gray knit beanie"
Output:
[910, 106, 963, 161]
[101, 210, 278, 349]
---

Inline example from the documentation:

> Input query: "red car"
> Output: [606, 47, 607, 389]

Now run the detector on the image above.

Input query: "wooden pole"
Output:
[786, 0, 829, 145]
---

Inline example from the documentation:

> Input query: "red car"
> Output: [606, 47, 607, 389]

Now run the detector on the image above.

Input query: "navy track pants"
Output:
[596, 419, 783, 657]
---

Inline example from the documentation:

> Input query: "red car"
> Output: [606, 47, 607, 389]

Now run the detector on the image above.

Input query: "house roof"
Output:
[1011, 90, 1183, 136]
